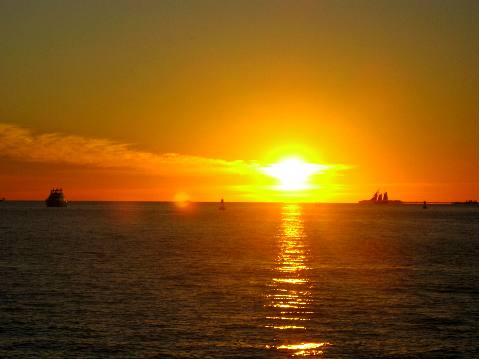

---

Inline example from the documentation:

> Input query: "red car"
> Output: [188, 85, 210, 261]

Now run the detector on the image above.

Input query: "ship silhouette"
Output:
[46, 188, 68, 207]
[359, 191, 402, 205]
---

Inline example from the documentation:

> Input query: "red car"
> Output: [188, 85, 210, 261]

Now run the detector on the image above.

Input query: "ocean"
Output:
[1, 202, 478, 358]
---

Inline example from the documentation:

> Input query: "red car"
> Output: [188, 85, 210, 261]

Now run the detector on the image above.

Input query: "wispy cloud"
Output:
[0, 122, 351, 192]
[0, 123, 253, 175]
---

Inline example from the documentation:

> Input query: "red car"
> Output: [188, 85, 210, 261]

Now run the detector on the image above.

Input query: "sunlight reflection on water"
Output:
[265, 204, 331, 356]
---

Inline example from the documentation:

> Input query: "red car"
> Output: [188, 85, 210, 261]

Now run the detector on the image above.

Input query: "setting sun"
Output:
[262, 157, 326, 191]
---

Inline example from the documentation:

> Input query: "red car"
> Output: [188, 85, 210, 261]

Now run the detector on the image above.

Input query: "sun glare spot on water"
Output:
[262, 157, 326, 191]
[277, 342, 331, 356]
[278, 342, 329, 350]
[272, 278, 307, 284]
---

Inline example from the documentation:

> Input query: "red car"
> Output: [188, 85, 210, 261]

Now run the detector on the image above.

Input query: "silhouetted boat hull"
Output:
[46, 199, 68, 207]
[358, 200, 402, 205]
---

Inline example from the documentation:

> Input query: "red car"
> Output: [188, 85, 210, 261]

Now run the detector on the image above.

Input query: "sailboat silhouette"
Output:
[359, 191, 402, 205]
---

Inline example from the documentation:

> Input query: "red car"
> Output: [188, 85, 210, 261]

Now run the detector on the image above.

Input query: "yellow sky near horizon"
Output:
[0, 122, 477, 202]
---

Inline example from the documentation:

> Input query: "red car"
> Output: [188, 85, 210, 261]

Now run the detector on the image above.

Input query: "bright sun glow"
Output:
[262, 157, 325, 191]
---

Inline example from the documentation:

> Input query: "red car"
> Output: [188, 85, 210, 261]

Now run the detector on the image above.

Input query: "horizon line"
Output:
[1, 199, 471, 205]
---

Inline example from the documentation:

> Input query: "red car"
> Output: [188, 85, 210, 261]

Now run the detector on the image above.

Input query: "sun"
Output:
[262, 157, 325, 191]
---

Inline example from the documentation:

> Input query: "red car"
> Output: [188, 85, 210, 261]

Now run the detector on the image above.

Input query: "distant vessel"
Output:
[359, 191, 402, 205]
[451, 200, 478, 207]
[0, 197, 5, 202]
[219, 198, 225, 210]
[423, 201, 428, 209]
[46, 188, 68, 207]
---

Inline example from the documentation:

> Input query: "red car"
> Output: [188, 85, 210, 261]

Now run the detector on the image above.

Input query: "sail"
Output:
[370, 192, 378, 201]
[377, 193, 383, 201]
[383, 192, 388, 201]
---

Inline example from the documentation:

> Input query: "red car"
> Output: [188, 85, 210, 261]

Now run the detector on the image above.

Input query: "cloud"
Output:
[0, 123, 252, 176]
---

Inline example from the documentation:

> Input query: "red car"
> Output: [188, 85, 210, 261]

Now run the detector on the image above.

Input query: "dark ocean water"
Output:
[1, 202, 478, 358]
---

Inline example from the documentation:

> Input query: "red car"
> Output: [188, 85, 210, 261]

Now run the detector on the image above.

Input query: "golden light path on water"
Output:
[265, 204, 330, 356]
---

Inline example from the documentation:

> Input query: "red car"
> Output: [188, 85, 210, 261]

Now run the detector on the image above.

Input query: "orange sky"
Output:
[0, 1, 478, 202]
